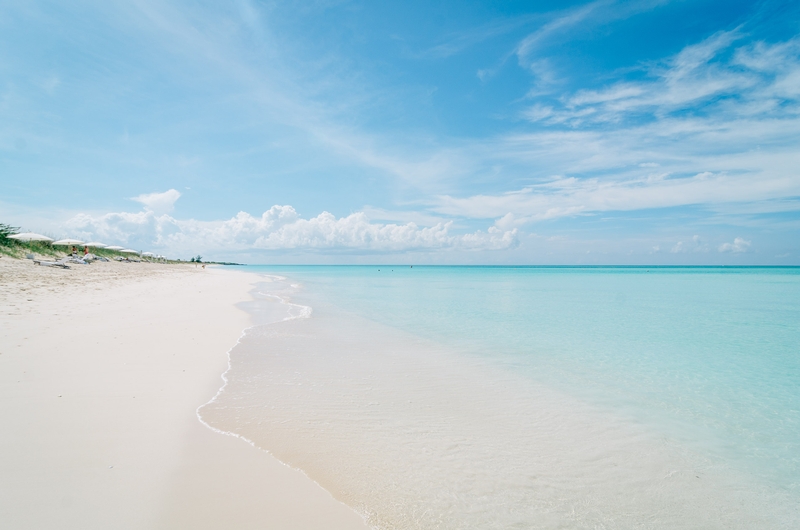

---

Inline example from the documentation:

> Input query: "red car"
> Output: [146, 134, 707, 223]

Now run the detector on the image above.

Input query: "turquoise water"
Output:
[213, 265, 800, 528]
[268, 266, 800, 486]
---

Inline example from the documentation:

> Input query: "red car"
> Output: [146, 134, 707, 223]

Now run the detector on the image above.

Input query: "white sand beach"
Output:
[0, 258, 367, 530]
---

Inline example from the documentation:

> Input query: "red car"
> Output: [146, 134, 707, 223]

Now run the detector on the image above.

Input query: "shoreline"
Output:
[193, 278, 369, 527]
[203, 267, 799, 529]
[0, 258, 367, 529]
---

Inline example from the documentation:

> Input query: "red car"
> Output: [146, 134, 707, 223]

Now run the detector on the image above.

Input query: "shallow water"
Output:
[200, 266, 800, 529]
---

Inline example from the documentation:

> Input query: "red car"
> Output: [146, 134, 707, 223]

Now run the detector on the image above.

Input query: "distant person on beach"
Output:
[83, 246, 88, 256]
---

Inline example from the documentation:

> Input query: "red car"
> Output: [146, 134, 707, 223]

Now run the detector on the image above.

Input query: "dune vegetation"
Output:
[0, 223, 164, 261]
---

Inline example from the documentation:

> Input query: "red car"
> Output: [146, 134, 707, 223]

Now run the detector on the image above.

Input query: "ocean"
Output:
[200, 266, 800, 529]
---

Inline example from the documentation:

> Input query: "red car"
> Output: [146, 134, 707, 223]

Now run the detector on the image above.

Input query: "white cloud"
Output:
[359, 206, 453, 227]
[65, 203, 518, 255]
[515, 0, 670, 84]
[528, 33, 800, 126]
[433, 166, 800, 221]
[670, 235, 708, 254]
[132, 189, 181, 215]
[718, 237, 751, 253]
[422, 14, 536, 59]
[733, 38, 800, 95]
[515, 1, 607, 67]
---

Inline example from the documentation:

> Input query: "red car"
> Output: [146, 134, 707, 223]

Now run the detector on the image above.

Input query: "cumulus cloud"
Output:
[670, 235, 708, 254]
[132, 189, 181, 215]
[718, 237, 751, 253]
[65, 200, 518, 255]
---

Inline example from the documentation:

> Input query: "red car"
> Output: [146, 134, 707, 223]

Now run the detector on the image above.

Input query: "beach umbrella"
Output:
[52, 238, 85, 246]
[105, 245, 125, 251]
[120, 249, 139, 254]
[83, 242, 107, 248]
[8, 232, 54, 242]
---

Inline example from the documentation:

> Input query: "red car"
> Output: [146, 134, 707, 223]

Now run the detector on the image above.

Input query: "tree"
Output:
[0, 223, 20, 246]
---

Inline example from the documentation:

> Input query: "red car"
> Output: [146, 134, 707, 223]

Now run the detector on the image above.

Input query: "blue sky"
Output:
[1, 0, 799, 263]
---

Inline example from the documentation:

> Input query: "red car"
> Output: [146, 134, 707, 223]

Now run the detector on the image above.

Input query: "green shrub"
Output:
[0, 223, 20, 246]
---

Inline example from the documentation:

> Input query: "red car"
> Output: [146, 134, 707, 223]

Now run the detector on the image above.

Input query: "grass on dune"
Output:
[0, 224, 61, 258]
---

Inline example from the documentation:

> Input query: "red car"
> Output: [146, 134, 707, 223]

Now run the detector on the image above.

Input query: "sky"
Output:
[1, 0, 799, 264]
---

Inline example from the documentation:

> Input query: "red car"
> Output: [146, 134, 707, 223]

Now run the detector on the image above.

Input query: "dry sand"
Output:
[0, 257, 368, 530]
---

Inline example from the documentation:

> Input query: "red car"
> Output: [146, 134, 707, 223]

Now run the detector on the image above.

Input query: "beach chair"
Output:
[33, 258, 70, 269]
[83, 253, 108, 263]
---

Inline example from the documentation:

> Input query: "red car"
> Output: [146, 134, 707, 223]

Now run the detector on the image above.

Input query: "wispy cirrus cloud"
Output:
[525, 32, 800, 126]
[513, 0, 670, 90]
[434, 31, 800, 226]
[421, 14, 538, 59]
[434, 166, 800, 222]
[120, 0, 471, 193]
